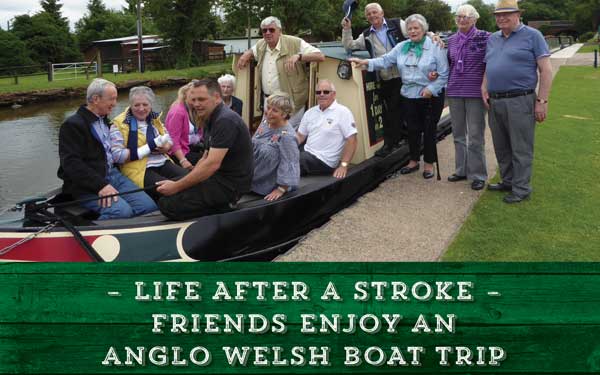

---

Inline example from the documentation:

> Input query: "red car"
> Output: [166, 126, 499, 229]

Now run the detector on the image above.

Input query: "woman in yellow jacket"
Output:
[110, 86, 187, 201]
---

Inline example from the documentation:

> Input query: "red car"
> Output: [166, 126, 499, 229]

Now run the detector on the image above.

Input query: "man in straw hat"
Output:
[482, 0, 553, 203]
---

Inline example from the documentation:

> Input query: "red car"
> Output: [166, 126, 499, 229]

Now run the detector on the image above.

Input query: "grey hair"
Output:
[217, 74, 236, 88]
[364, 3, 383, 14]
[261, 16, 282, 30]
[456, 4, 480, 20]
[86, 78, 116, 103]
[317, 79, 336, 92]
[405, 14, 429, 33]
[266, 93, 293, 119]
[129, 86, 155, 107]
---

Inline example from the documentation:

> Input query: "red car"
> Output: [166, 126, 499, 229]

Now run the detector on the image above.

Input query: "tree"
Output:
[40, 0, 69, 29]
[75, 0, 155, 51]
[144, 0, 218, 68]
[0, 28, 34, 69]
[570, 0, 600, 34]
[467, 0, 496, 32]
[10, 11, 81, 65]
[416, 0, 453, 32]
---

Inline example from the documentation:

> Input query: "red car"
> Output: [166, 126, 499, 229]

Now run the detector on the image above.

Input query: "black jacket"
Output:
[230, 95, 243, 117]
[362, 18, 405, 59]
[57, 105, 111, 197]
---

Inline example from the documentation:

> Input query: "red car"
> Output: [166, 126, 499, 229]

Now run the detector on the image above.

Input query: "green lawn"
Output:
[577, 43, 600, 53]
[0, 60, 232, 94]
[443, 66, 600, 261]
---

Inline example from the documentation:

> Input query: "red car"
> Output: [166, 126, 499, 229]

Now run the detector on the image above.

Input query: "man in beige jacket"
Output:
[237, 16, 325, 129]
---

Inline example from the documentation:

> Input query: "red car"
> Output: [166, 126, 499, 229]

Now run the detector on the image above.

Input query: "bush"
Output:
[578, 31, 596, 43]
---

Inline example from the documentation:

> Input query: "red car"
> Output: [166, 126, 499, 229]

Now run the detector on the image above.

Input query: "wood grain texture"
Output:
[1, 263, 599, 374]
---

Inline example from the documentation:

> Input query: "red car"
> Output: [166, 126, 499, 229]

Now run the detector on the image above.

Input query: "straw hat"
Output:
[494, 0, 520, 14]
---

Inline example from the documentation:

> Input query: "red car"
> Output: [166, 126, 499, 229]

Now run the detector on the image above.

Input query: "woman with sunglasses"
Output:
[446, 5, 491, 190]
[350, 14, 448, 179]
[251, 93, 300, 201]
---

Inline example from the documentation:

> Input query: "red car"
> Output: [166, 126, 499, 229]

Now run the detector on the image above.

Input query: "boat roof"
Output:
[314, 41, 370, 61]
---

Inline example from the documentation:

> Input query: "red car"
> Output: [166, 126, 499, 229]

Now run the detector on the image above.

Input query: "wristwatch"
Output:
[340, 161, 349, 168]
[536, 98, 548, 104]
[277, 186, 287, 193]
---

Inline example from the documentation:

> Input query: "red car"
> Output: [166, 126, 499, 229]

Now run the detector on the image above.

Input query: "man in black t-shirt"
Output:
[157, 79, 253, 220]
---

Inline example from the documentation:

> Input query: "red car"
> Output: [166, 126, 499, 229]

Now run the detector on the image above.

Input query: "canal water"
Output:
[0, 86, 180, 208]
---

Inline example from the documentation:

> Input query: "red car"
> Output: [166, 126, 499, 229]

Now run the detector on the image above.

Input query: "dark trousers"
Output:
[403, 93, 445, 164]
[158, 177, 237, 221]
[299, 151, 334, 176]
[144, 161, 188, 201]
[380, 77, 405, 144]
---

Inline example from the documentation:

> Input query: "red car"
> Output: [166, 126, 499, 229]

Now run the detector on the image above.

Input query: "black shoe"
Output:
[423, 170, 434, 179]
[487, 182, 512, 192]
[503, 193, 530, 204]
[400, 164, 419, 174]
[471, 180, 485, 190]
[447, 174, 467, 182]
[375, 144, 394, 157]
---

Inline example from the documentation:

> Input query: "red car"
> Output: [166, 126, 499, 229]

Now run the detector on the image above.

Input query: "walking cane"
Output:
[426, 98, 441, 181]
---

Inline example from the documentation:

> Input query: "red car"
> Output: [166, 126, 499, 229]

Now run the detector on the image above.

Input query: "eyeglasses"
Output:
[261, 28, 277, 34]
[494, 12, 517, 18]
[455, 15, 471, 20]
[316, 90, 332, 95]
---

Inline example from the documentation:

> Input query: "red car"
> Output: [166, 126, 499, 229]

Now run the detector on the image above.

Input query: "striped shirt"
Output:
[446, 28, 490, 98]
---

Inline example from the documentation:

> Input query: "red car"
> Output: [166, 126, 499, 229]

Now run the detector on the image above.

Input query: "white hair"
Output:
[218, 74, 236, 88]
[364, 3, 383, 14]
[456, 4, 480, 20]
[405, 14, 429, 33]
[317, 79, 336, 92]
[128, 86, 155, 107]
[260, 16, 282, 30]
[86, 78, 116, 103]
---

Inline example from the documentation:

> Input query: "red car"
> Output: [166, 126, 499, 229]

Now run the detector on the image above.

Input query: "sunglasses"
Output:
[316, 90, 332, 95]
[261, 28, 277, 34]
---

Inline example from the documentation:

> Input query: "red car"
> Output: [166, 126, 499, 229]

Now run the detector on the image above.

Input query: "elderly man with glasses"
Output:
[296, 80, 358, 179]
[482, 0, 553, 203]
[237, 16, 325, 129]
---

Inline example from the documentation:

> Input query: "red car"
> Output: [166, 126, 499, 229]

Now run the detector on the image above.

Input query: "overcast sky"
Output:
[0, 0, 495, 31]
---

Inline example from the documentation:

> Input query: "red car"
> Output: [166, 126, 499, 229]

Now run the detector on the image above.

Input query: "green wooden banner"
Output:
[1, 263, 600, 374]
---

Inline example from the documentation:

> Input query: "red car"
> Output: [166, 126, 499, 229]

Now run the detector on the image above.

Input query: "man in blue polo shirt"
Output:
[482, 0, 553, 203]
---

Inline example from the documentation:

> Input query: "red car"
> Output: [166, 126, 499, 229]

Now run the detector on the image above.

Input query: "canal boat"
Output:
[0, 43, 451, 262]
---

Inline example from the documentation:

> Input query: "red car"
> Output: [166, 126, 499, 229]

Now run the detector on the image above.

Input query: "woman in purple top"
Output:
[446, 4, 491, 191]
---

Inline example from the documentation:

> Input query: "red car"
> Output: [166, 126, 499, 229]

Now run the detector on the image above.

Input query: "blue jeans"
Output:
[80, 169, 158, 220]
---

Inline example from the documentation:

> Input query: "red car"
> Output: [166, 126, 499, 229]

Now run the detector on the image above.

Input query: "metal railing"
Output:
[51, 62, 98, 81]
[545, 36, 573, 51]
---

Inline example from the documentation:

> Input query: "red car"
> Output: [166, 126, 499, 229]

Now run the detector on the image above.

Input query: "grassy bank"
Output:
[577, 44, 599, 53]
[0, 60, 232, 94]
[443, 66, 600, 261]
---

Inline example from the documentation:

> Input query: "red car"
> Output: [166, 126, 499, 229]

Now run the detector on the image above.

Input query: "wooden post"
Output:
[97, 52, 103, 77]
[48, 62, 53, 82]
[13, 74, 18, 85]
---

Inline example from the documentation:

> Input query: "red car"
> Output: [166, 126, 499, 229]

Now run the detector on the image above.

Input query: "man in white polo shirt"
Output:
[296, 79, 358, 179]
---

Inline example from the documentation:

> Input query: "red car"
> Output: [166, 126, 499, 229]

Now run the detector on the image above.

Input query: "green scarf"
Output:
[401, 38, 425, 58]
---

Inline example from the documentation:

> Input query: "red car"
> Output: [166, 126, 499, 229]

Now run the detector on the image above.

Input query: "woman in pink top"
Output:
[165, 83, 203, 170]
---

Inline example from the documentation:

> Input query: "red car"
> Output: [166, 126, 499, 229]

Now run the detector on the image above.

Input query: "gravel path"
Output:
[275, 44, 585, 262]
[277, 129, 496, 262]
